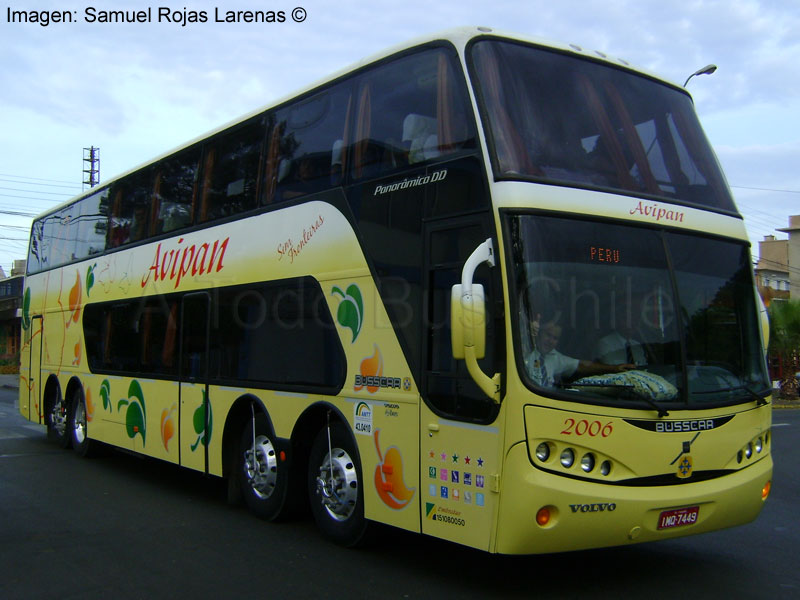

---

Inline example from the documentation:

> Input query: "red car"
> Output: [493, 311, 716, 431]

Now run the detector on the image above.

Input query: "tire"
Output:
[45, 390, 70, 449]
[238, 415, 288, 521]
[68, 389, 99, 457]
[307, 422, 370, 547]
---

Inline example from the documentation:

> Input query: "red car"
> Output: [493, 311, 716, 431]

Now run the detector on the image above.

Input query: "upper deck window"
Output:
[350, 47, 476, 180]
[470, 39, 737, 214]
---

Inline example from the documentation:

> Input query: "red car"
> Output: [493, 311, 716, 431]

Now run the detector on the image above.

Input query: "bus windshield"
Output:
[470, 38, 737, 214]
[510, 214, 769, 408]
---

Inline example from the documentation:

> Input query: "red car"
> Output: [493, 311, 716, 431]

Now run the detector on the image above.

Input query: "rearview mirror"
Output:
[451, 283, 486, 359]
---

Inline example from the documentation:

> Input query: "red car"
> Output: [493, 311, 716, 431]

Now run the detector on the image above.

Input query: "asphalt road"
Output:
[1, 385, 798, 599]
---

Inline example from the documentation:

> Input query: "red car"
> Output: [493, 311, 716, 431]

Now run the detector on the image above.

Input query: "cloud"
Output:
[1, 0, 799, 272]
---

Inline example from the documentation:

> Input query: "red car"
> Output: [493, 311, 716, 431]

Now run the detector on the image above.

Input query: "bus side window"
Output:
[211, 278, 345, 389]
[107, 169, 154, 248]
[269, 85, 352, 203]
[199, 116, 265, 223]
[45, 206, 77, 267]
[140, 298, 179, 375]
[76, 189, 109, 260]
[152, 146, 200, 235]
[351, 47, 475, 180]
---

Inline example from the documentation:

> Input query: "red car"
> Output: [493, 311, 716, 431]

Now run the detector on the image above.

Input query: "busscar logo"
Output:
[355, 375, 402, 390]
[624, 415, 734, 433]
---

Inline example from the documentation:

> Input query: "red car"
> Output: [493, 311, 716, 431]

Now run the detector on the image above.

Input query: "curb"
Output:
[774, 402, 800, 409]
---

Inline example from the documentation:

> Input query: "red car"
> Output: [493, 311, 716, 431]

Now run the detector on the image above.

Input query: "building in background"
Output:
[777, 215, 800, 299]
[755, 234, 790, 305]
[0, 260, 26, 369]
[755, 214, 799, 305]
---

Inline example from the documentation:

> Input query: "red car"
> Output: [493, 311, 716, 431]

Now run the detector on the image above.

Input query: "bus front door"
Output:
[179, 292, 211, 474]
[25, 315, 43, 422]
[419, 221, 503, 552]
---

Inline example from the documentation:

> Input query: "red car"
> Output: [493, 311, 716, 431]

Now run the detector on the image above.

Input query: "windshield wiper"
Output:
[635, 393, 670, 418]
[694, 385, 769, 406]
[565, 382, 669, 418]
[739, 385, 769, 407]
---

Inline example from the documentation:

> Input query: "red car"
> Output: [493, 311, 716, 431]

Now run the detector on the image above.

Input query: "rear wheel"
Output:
[238, 415, 288, 521]
[308, 422, 370, 547]
[69, 389, 99, 457]
[45, 391, 69, 448]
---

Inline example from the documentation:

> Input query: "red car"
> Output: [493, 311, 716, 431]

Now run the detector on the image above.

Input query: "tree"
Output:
[768, 299, 800, 398]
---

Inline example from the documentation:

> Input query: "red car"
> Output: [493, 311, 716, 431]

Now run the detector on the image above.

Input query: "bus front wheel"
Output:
[307, 422, 370, 547]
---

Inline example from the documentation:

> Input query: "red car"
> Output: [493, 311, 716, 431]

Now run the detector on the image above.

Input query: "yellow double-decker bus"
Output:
[19, 27, 772, 554]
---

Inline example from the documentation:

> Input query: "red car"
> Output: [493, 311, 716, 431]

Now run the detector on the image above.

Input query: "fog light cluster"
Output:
[533, 441, 612, 478]
[737, 431, 769, 464]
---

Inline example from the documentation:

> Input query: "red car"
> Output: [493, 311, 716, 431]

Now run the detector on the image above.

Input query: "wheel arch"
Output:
[221, 393, 276, 482]
[42, 373, 62, 415]
[290, 401, 356, 479]
[64, 376, 85, 407]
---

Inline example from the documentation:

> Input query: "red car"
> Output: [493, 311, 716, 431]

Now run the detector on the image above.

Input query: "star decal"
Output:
[477, 457, 484, 467]
[452, 453, 459, 463]
[464, 456, 471, 465]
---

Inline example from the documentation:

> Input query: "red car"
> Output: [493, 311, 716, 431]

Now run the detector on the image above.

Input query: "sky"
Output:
[1, 0, 799, 277]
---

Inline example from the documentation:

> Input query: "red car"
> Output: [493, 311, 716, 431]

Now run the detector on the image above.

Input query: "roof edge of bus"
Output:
[32, 26, 680, 220]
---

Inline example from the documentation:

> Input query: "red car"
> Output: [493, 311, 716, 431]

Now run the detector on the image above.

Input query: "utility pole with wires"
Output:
[82, 146, 100, 190]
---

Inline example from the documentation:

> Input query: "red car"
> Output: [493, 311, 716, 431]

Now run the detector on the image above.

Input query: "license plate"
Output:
[657, 506, 699, 530]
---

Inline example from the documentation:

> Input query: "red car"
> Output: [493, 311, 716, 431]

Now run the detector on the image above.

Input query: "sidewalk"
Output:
[0, 373, 20, 390]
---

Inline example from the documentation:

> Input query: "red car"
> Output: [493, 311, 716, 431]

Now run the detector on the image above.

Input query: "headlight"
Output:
[560, 448, 575, 468]
[580, 453, 596, 473]
[535, 442, 550, 462]
[600, 460, 611, 476]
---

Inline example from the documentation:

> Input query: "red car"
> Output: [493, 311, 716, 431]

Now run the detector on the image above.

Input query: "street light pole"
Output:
[684, 64, 718, 87]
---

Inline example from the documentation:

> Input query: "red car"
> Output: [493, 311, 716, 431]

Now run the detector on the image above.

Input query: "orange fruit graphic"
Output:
[160, 405, 176, 451]
[67, 270, 82, 325]
[373, 429, 414, 509]
[356, 346, 383, 393]
[85, 387, 94, 423]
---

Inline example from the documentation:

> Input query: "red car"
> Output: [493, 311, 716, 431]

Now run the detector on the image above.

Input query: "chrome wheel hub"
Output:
[73, 400, 86, 444]
[51, 399, 67, 437]
[315, 447, 358, 521]
[244, 434, 278, 499]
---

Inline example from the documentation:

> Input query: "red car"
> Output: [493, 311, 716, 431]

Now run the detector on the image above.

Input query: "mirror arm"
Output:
[460, 238, 501, 403]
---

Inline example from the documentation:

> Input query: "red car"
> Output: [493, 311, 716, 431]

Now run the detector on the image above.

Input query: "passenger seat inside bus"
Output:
[402, 113, 440, 164]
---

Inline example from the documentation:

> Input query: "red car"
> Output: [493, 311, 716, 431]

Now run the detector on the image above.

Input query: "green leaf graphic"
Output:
[86, 264, 96, 296]
[332, 284, 364, 342]
[125, 402, 145, 443]
[22, 288, 31, 331]
[100, 379, 111, 411]
[191, 390, 213, 452]
[190, 390, 212, 451]
[119, 380, 146, 445]
[193, 403, 205, 435]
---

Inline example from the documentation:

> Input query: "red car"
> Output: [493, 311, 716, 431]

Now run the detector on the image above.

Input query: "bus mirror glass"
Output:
[757, 289, 769, 353]
[451, 283, 486, 360]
